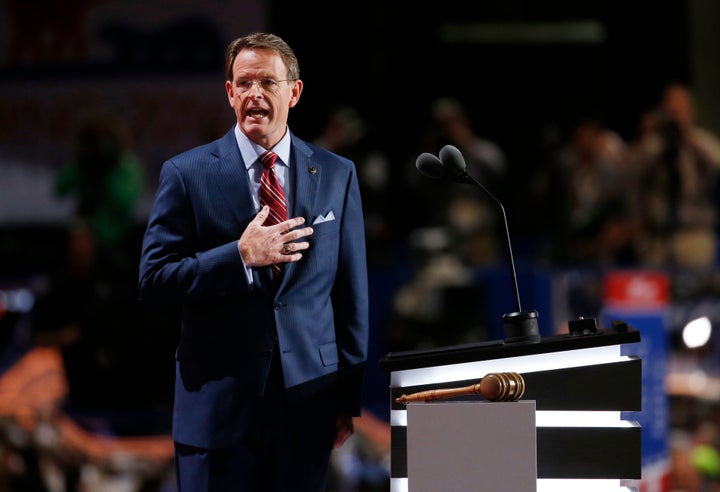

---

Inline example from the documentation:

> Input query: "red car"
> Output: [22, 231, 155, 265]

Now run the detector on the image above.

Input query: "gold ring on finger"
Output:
[282, 243, 291, 255]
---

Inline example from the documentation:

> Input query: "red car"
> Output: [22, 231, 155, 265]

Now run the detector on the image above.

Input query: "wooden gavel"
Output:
[395, 372, 525, 404]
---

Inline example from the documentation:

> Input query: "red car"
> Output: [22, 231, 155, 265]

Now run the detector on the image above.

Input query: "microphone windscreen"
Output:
[415, 152, 445, 179]
[439, 144, 467, 176]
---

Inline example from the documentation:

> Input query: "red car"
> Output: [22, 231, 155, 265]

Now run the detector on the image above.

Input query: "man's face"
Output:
[662, 86, 694, 130]
[225, 48, 303, 148]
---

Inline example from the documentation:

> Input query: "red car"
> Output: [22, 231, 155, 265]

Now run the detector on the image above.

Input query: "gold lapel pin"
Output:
[309, 166, 317, 174]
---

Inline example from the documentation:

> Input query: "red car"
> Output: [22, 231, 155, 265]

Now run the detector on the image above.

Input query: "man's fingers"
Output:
[279, 216, 306, 232]
[281, 227, 314, 242]
[254, 213, 308, 235]
[279, 252, 303, 263]
[281, 241, 310, 255]
[252, 206, 270, 224]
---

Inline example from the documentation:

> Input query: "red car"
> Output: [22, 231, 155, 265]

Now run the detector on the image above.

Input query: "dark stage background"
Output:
[0, 0, 716, 413]
[2, 0, 713, 237]
[1, 1, 720, 490]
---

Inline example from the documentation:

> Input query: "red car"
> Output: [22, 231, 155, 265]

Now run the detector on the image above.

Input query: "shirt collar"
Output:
[234, 124, 292, 170]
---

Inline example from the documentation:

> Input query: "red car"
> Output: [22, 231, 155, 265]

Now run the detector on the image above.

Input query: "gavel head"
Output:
[480, 372, 525, 402]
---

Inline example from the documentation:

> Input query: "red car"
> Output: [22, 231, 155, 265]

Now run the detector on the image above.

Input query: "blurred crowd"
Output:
[534, 82, 720, 270]
[2, 80, 720, 491]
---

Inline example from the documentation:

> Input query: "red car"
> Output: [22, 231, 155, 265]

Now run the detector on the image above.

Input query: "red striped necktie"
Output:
[259, 150, 287, 279]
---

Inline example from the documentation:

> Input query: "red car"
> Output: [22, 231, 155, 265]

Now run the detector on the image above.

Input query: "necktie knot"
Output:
[261, 150, 278, 170]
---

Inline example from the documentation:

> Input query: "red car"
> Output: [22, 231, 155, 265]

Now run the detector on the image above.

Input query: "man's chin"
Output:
[240, 123, 268, 141]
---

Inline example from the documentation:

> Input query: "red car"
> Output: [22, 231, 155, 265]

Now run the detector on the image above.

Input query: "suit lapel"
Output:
[278, 137, 320, 287]
[290, 138, 320, 222]
[212, 130, 256, 226]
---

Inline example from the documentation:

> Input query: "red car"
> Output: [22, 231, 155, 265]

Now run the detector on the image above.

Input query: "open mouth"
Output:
[247, 108, 269, 120]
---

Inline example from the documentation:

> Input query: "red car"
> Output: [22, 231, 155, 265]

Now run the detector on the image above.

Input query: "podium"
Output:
[379, 323, 642, 491]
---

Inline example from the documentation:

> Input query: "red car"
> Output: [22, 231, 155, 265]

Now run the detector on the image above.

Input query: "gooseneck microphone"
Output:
[415, 152, 447, 179]
[415, 145, 540, 343]
[438, 145, 522, 313]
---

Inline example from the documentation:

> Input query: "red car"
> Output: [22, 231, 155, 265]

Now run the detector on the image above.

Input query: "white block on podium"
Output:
[407, 401, 537, 492]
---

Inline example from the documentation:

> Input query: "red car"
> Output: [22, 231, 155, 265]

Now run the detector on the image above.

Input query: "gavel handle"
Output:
[394, 372, 525, 404]
[395, 384, 482, 404]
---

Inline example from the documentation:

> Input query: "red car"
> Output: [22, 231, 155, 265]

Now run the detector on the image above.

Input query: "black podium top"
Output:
[379, 326, 641, 373]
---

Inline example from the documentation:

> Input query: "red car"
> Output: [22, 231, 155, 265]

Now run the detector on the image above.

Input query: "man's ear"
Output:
[289, 80, 303, 108]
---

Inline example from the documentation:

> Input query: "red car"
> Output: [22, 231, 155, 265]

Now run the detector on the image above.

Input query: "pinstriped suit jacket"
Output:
[138, 128, 369, 448]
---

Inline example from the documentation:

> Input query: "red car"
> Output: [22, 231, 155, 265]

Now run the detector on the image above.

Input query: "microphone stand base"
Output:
[503, 310, 541, 343]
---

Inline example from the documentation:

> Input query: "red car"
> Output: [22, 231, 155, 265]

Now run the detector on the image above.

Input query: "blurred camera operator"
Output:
[629, 83, 720, 268]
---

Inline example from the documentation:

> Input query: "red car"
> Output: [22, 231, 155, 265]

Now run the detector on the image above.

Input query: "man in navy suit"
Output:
[138, 32, 369, 491]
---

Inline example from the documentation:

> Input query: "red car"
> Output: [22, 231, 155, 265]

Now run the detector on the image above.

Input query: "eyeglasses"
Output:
[235, 78, 295, 94]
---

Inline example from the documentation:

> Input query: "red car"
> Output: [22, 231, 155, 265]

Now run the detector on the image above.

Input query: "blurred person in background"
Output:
[314, 106, 393, 266]
[429, 97, 507, 183]
[42, 108, 170, 425]
[409, 97, 509, 266]
[541, 117, 636, 265]
[55, 109, 146, 276]
[628, 82, 720, 269]
[19, 109, 175, 491]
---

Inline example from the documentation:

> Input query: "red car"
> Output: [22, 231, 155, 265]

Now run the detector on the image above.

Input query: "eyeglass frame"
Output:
[234, 78, 297, 94]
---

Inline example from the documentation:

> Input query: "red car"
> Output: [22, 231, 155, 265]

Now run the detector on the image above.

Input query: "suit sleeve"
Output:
[138, 160, 252, 304]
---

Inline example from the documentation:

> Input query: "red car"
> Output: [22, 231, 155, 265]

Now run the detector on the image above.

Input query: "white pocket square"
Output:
[312, 211, 335, 224]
